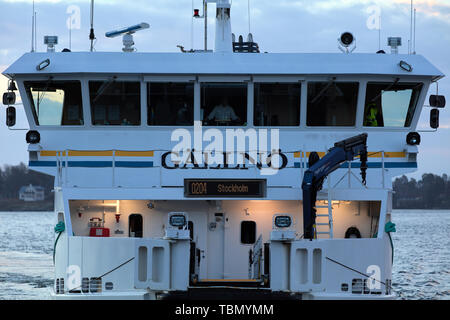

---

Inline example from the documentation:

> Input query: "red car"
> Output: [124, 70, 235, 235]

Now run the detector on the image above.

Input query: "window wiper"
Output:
[310, 77, 337, 104]
[370, 77, 400, 102]
[93, 78, 116, 103]
[35, 76, 54, 116]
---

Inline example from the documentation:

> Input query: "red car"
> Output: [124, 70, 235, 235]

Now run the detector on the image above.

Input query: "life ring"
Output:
[345, 226, 361, 239]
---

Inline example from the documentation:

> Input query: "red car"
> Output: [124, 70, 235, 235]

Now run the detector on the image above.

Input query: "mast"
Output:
[31, 1, 36, 52]
[214, 0, 233, 53]
[413, 8, 416, 54]
[89, 0, 95, 52]
[204, 0, 208, 51]
[409, 0, 413, 54]
[31, 0, 34, 52]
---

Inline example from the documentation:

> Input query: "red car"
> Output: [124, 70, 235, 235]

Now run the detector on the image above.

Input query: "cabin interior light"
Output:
[26, 130, 41, 144]
[274, 216, 292, 228]
[406, 132, 421, 146]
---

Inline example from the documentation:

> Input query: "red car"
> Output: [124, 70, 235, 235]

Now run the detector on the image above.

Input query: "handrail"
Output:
[47, 149, 393, 190]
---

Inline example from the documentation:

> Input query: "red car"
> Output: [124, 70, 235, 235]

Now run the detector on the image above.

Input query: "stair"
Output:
[314, 179, 334, 239]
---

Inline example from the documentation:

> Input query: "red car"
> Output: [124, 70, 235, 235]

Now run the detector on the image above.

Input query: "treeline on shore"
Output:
[0, 163, 450, 211]
[0, 163, 54, 211]
[392, 174, 450, 209]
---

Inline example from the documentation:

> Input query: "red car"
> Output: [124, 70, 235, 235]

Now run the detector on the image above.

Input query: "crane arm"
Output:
[302, 133, 368, 240]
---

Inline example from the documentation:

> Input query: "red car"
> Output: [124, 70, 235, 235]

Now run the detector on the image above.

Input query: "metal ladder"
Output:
[314, 179, 334, 239]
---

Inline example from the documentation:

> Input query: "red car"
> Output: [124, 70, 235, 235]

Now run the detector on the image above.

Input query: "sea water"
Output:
[0, 210, 448, 300]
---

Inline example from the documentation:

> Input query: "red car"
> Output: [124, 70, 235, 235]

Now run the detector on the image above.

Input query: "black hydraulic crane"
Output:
[302, 133, 368, 240]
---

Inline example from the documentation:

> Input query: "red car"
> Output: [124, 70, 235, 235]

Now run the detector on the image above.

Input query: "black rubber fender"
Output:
[345, 226, 361, 239]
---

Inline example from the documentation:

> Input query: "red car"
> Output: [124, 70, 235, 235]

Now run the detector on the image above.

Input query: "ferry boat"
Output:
[2, 0, 446, 300]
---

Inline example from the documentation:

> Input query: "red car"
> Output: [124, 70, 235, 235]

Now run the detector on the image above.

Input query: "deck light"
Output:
[44, 36, 58, 52]
[26, 130, 41, 144]
[388, 37, 402, 54]
[406, 132, 421, 146]
[338, 32, 356, 53]
[274, 216, 292, 228]
[170, 215, 187, 227]
[36, 59, 50, 71]
[340, 32, 354, 47]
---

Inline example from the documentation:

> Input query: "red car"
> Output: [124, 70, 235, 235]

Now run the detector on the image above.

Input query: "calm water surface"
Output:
[0, 210, 448, 300]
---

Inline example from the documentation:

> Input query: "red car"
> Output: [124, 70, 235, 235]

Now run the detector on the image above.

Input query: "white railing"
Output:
[52, 149, 390, 190]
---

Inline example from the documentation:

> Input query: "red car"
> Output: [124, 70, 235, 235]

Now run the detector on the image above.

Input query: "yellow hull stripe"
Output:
[294, 151, 406, 158]
[40, 151, 154, 157]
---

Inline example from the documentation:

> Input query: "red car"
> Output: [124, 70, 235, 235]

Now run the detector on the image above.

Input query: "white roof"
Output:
[3, 51, 444, 80]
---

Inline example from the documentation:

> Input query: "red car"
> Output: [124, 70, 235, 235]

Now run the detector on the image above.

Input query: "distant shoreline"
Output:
[0, 199, 54, 212]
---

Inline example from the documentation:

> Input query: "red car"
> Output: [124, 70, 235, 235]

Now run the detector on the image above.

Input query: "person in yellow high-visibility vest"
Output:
[364, 102, 379, 127]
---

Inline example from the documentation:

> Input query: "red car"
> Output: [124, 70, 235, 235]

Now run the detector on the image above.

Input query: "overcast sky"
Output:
[1, 0, 450, 179]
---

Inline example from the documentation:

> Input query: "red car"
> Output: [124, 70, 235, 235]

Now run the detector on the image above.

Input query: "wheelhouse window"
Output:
[364, 82, 423, 127]
[201, 83, 247, 126]
[307, 82, 359, 127]
[254, 83, 301, 126]
[147, 83, 194, 126]
[89, 81, 140, 126]
[25, 81, 83, 126]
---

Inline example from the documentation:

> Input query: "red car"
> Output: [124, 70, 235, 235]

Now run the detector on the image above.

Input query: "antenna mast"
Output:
[204, 0, 208, 51]
[34, 11, 37, 51]
[248, 0, 251, 34]
[31, 0, 36, 52]
[409, 0, 413, 54]
[413, 8, 416, 54]
[378, 10, 381, 51]
[89, 0, 96, 52]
